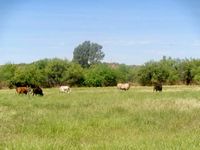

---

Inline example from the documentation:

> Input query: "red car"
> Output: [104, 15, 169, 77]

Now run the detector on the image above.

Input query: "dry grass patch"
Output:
[175, 99, 200, 111]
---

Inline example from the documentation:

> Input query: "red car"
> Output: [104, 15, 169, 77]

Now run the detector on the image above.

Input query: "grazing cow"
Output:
[153, 83, 162, 92]
[117, 83, 122, 89]
[32, 86, 43, 96]
[59, 86, 71, 93]
[16, 87, 31, 95]
[117, 83, 130, 91]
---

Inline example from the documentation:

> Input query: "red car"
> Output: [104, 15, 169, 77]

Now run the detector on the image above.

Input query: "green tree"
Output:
[63, 63, 84, 86]
[84, 64, 117, 87]
[178, 59, 194, 85]
[10, 64, 43, 87]
[73, 41, 105, 68]
[114, 64, 135, 83]
[138, 62, 154, 86]
[138, 60, 170, 85]
[0, 63, 17, 88]
[190, 59, 200, 84]
[161, 58, 180, 85]
[45, 58, 70, 87]
[193, 67, 200, 84]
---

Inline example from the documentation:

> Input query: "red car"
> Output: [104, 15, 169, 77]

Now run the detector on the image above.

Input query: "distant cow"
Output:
[117, 83, 130, 91]
[16, 87, 31, 95]
[153, 83, 162, 92]
[59, 86, 71, 93]
[32, 86, 43, 96]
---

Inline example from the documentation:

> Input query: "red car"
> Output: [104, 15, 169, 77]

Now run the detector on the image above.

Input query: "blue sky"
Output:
[0, 0, 200, 65]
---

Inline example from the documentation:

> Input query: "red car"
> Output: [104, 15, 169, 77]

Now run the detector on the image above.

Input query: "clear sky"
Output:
[0, 0, 200, 65]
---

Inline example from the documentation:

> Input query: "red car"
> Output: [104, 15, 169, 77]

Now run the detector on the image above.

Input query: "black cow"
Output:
[32, 86, 44, 96]
[153, 83, 162, 92]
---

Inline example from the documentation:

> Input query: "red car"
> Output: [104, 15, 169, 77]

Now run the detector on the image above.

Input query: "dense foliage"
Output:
[1, 57, 200, 88]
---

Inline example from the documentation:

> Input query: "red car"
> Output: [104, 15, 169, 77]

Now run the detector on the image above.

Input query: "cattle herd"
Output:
[117, 82, 162, 92]
[15, 85, 72, 96]
[16, 86, 43, 96]
[15, 82, 162, 96]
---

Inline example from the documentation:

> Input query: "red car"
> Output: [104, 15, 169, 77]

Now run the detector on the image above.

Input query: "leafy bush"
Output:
[84, 64, 117, 87]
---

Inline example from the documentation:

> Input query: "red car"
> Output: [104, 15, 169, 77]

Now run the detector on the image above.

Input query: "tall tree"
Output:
[73, 41, 105, 68]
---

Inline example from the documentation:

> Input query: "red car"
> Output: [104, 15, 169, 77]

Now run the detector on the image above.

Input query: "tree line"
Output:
[1, 41, 200, 88]
[1, 56, 200, 88]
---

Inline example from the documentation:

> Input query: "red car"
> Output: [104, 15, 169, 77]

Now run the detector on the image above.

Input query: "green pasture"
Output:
[0, 86, 200, 149]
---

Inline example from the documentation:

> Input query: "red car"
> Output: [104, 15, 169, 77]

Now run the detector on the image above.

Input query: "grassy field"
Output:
[0, 86, 200, 149]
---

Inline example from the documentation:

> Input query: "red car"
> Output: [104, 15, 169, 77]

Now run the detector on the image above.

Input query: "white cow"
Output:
[117, 83, 130, 91]
[59, 86, 71, 93]
[117, 83, 123, 89]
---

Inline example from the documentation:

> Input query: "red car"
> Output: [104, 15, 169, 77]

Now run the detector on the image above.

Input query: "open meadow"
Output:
[0, 86, 200, 149]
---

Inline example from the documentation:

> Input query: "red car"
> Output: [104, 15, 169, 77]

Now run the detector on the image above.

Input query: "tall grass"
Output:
[0, 86, 200, 149]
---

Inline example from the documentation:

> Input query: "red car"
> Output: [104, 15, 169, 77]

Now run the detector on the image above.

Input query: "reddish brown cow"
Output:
[16, 87, 30, 95]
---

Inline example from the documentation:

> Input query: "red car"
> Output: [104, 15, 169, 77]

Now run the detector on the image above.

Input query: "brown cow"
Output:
[16, 87, 31, 95]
